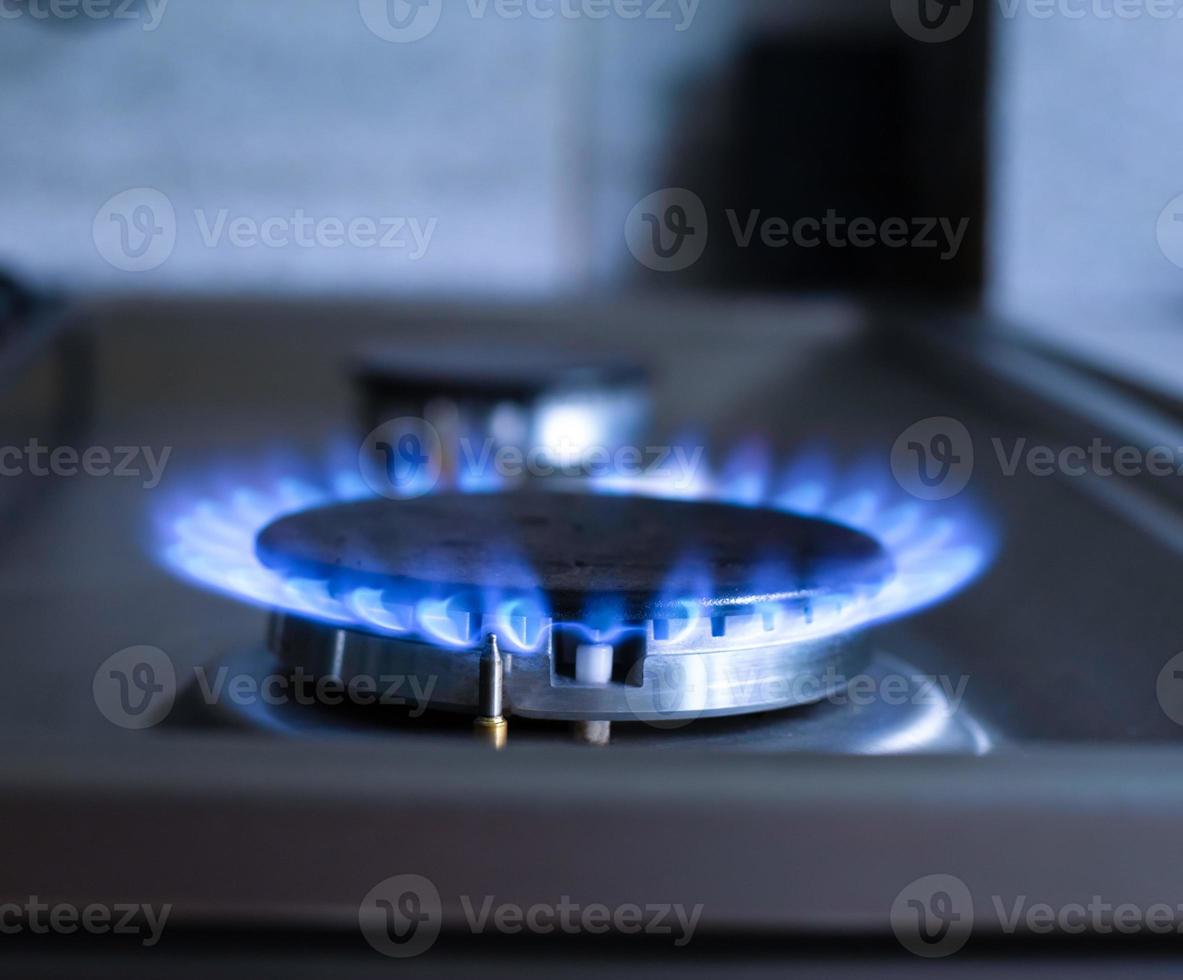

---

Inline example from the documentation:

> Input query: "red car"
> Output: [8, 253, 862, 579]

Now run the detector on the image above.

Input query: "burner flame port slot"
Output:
[551, 626, 645, 688]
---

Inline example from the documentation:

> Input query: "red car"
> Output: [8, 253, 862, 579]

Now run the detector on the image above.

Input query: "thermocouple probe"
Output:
[474, 634, 508, 749]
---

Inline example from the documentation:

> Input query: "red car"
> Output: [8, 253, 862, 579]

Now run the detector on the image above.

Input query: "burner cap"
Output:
[353, 343, 647, 404]
[256, 492, 893, 620]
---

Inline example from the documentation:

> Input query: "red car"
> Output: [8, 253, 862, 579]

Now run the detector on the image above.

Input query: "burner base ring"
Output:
[267, 613, 874, 722]
[182, 646, 993, 755]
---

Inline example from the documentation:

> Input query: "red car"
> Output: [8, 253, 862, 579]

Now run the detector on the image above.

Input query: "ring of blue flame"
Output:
[157, 441, 995, 655]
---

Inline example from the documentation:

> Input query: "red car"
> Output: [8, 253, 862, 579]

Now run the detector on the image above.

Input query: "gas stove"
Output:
[5, 295, 1183, 974]
[5, 0, 1181, 969]
[156, 428, 992, 752]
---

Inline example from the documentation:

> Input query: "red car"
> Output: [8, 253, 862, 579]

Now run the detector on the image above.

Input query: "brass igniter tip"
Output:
[473, 715, 509, 750]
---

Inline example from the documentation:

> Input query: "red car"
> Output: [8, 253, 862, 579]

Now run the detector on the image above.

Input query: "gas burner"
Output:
[257, 492, 893, 735]
[256, 492, 894, 621]
[352, 343, 650, 477]
[158, 442, 995, 748]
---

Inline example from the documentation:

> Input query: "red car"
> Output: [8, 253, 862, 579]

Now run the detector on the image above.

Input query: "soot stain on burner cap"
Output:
[255, 492, 894, 619]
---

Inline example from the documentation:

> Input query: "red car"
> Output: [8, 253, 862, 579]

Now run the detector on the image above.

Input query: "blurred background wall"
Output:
[0, 0, 739, 294]
[4, 0, 1182, 386]
[989, 7, 1183, 392]
[0, 0, 985, 298]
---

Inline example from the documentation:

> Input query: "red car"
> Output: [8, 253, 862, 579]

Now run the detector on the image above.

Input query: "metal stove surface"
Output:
[2, 295, 1182, 746]
[5, 296, 1183, 961]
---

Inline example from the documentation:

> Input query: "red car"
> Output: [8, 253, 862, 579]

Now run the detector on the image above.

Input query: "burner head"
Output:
[255, 492, 896, 723]
[255, 492, 893, 621]
[163, 445, 991, 728]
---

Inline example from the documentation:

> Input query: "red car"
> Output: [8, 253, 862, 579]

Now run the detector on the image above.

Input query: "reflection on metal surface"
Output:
[189, 649, 993, 756]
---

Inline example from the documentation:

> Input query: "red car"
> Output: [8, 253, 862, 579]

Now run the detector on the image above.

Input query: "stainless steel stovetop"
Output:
[4, 294, 1183, 973]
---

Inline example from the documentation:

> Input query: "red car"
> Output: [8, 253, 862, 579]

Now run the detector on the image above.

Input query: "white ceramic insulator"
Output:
[575, 644, 614, 686]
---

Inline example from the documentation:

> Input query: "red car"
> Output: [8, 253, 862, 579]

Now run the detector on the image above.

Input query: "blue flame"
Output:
[156, 440, 995, 652]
